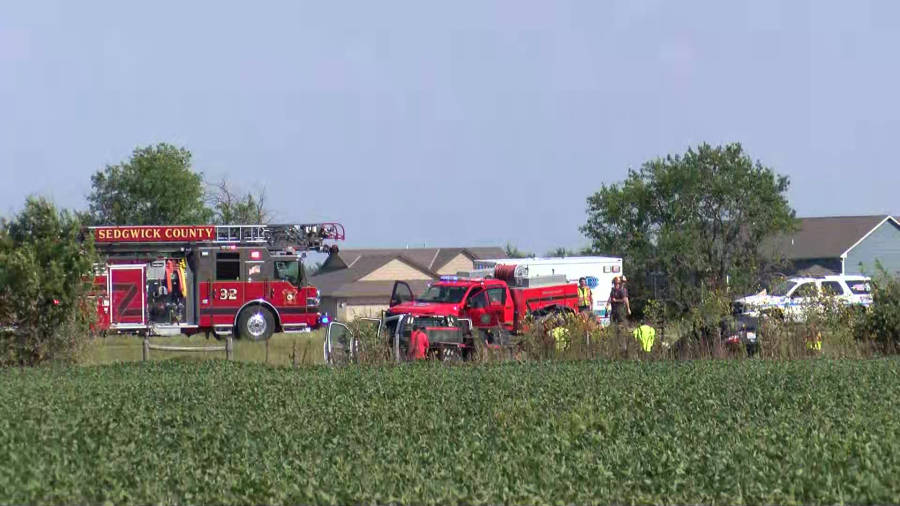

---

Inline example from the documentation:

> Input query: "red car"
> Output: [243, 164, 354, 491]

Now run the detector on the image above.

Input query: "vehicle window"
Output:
[415, 285, 468, 303]
[414, 315, 456, 328]
[769, 280, 797, 297]
[821, 281, 845, 296]
[468, 290, 488, 309]
[275, 261, 300, 286]
[847, 280, 872, 294]
[791, 282, 818, 298]
[216, 252, 241, 281]
[487, 288, 506, 305]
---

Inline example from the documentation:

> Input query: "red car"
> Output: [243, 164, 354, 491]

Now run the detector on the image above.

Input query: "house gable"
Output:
[436, 252, 475, 276]
[844, 217, 900, 276]
[359, 258, 435, 281]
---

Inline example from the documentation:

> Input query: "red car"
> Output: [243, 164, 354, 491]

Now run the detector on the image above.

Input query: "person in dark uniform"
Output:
[606, 277, 628, 326]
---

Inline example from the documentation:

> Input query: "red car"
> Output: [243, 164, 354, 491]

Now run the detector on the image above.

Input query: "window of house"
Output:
[216, 252, 241, 281]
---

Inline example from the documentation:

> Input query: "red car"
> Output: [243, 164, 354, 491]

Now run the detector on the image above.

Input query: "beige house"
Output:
[311, 247, 507, 322]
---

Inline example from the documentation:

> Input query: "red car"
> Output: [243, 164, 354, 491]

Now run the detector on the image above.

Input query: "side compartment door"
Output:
[324, 322, 356, 364]
[390, 281, 415, 307]
[109, 265, 146, 326]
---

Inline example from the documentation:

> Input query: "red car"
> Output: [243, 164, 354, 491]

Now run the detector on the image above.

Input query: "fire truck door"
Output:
[485, 287, 510, 327]
[210, 252, 244, 324]
[108, 265, 146, 325]
[465, 289, 491, 328]
[389, 281, 415, 307]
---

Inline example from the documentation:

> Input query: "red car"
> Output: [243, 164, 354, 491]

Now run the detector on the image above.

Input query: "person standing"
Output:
[577, 277, 593, 316]
[606, 277, 627, 326]
[408, 325, 430, 361]
[620, 275, 632, 318]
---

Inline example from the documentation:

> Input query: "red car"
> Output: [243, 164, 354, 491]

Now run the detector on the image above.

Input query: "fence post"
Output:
[143, 338, 149, 362]
[265, 335, 270, 364]
[226, 336, 234, 361]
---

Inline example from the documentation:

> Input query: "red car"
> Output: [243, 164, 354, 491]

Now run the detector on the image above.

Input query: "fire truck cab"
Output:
[89, 223, 343, 340]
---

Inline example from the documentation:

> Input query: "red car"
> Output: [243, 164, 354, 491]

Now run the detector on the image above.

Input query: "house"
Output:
[770, 215, 900, 277]
[311, 247, 507, 321]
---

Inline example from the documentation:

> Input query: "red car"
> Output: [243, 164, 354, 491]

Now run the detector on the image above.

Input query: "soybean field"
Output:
[1, 359, 899, 505]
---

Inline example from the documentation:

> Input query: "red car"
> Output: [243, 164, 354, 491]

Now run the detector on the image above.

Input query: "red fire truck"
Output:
[88, 223, 343, 340]
[385, 264, 581, 338]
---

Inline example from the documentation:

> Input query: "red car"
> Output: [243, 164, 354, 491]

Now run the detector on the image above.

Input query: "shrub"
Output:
[855, 263, 900, 353]
[0, 197, 98, 366]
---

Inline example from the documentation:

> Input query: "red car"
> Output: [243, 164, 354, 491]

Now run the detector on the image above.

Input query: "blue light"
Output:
[440, 276, 459, 281]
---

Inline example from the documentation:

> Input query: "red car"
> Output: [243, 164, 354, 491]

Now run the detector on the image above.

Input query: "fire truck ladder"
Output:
[214, 223, 345, 251]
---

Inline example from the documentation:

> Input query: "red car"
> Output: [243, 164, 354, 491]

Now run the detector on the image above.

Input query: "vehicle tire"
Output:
[237, 306, 275, 342]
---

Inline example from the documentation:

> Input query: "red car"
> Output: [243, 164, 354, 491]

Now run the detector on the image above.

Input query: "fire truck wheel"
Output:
[237, 306, 275, 341]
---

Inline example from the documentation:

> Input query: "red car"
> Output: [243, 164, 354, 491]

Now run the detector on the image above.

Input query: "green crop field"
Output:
[1, 359, 899, 505]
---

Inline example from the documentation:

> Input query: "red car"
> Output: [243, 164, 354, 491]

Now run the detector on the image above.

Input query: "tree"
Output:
[504, 242, 534, 259]
[206, 178, 274, 225]
[580, 143, 796, 313]
[87, 143, 212, 225]
[546, 247, 575, 258]
[0, 197, 98, 366]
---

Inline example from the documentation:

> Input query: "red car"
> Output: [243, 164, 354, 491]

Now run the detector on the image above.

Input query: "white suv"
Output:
[734, 275, 873, 319]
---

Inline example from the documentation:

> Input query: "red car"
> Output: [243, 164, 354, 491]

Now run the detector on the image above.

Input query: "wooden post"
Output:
[226, 336, 234, 361]
[143, 338, 149, 362]
[265, 335, 270, 364]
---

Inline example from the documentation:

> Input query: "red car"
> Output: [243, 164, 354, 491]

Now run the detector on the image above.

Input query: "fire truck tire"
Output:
[237, 306, 275, 341]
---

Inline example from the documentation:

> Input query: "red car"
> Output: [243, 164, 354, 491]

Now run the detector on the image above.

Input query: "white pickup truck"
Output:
[733, 275, 873, 320]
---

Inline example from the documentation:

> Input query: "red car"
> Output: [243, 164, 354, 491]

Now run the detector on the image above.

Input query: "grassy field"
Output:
[1, 359, 899, 505]
[81, 331, 326, 366]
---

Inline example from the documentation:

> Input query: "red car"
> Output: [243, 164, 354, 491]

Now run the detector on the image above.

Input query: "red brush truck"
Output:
[386, 265, 581, 338]
[87, 223, 343, 340]
[324, 266, 583, 363]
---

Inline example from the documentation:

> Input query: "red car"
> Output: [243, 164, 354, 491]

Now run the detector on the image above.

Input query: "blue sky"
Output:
[2, 0, 899, 254]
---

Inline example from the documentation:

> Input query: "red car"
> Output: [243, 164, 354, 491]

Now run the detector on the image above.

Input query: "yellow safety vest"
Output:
[633, 325, 655, 352]
[577, 286, 592, 307]
[806, 331, 822, 351]
[552, 327, 568, 351]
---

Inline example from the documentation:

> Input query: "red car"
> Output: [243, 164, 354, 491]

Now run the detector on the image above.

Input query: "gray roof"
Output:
[770, 215, 894, 260]
[329, 247, 506, 272]
[311, 246, 506, 300]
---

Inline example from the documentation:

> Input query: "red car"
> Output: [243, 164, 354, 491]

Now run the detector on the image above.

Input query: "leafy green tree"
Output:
[87, 143, 213, 225]
[0, 197, 99, 366]
[580, 143, 796, 313]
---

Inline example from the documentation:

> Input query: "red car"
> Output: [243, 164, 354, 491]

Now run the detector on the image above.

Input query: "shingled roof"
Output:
[769, 215, 896, 260]
[323, 247, 506, 273]
[311, 246, 507, 300]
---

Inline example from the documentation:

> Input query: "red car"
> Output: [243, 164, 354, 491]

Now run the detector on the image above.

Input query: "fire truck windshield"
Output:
[415, 285, 468, 304]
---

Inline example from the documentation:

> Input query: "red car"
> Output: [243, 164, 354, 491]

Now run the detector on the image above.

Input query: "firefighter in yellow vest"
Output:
[577, 277, 592, 316]
[633, 321, 656, 353]
[806, 324, 822, 352]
